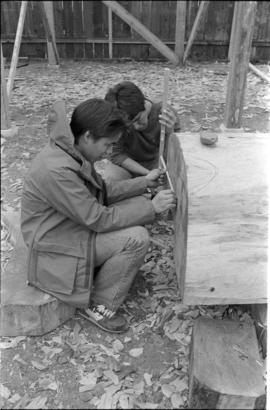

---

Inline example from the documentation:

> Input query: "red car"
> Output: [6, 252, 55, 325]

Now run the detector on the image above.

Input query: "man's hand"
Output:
[152, 189, 177, 213]
[159, 107, 176, 132]
[145, 168, 165, 187]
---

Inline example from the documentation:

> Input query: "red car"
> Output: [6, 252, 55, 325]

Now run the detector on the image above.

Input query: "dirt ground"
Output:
[1, 60, 269, 409]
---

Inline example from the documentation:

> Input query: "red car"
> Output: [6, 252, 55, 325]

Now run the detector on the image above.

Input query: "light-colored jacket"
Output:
[20, 101, 155, 307]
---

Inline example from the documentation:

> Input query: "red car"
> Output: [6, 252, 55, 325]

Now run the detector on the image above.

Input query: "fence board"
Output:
[1, 0, 269, 62]
[31, 1, 45, 39]
[83, 1, 94, 39]
[53, 1, 65, 39]
[63, 1, 73, 58]
[73, 1, 84, 59]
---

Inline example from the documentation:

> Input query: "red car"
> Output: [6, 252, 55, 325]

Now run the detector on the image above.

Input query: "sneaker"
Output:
[77, 304, 129, 333]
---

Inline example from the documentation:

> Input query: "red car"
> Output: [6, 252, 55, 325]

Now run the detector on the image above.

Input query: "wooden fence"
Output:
[1, 1, 270, 62]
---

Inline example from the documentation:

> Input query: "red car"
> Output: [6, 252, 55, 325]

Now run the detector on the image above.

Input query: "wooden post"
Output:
[108, 6, 113, 59]
[228, 1, 238, 61]
[102, 1, 179, 65]
[7, 0, 28, 100]
[174, 1, 186, 65]
[183, 0, 209, 64]
[224, 2, 257, 128]
[42, 1, 57, 65]
[1, 44, 11, 130]
[39, 2, 60, 65]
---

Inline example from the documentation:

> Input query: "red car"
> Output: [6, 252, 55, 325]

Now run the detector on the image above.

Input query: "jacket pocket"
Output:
[33, 243, 82, 295]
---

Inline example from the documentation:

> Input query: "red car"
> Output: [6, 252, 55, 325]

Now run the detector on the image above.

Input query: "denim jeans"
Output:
[92, 226, 150, 311]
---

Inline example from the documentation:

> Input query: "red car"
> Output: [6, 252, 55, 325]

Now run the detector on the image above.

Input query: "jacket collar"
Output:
[48, 100, 103, 190]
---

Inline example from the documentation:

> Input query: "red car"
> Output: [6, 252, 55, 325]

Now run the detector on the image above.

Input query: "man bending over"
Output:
[21, 99, 176, 333]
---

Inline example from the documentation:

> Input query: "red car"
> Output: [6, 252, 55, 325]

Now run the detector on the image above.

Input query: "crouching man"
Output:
[21, 99, 176, 333]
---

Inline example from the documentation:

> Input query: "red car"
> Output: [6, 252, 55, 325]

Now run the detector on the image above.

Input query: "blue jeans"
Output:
[92, 226, 150, 311]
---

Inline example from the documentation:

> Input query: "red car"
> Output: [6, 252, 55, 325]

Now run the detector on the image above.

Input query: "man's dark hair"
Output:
[70, 98, 127, 144]
[105, 81, 145, 121]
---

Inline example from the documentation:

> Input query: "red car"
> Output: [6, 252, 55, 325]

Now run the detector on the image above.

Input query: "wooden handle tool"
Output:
[160, 155, 174, 192]
[158, 68, 170, 168]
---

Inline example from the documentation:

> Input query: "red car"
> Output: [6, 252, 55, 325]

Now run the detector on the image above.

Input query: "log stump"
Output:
[189, 317, 266, 409]
[1, 212, 75, 336]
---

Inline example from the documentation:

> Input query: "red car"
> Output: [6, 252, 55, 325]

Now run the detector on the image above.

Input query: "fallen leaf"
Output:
[97, 392, 113, 409]
[123, 337, 131, 343]
[25, 395, 47, 409]
[135, 401, 159, 409]
[118, 393, 130, 409]
[8, 393, 21, 404]
[161, 383, 175, 398]
[13, 354, 27, 366]
[133, 380, 144, 395]
[0, 383, 11, 399]
[112, 339, 124, 353]
[103, 369, 119, 385]
[171, 377, 187, 392]
[143, 373, 153, 386]
[80, 372, 97, 388]
[129, 348, 143, 357]
[31, 361, 49, 371]
[171, 392, 184, 408]
[0, 336, 26, 349]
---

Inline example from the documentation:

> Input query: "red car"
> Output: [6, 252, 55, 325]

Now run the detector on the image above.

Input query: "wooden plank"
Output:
[63, 0, 74, 58]
[82, 0, 94, 39]
[7, 0, 28, 100]
[183, 0, 209, 63]
[102, 0, 179, 64]
[166, 133, 188, 299]
[1, 44, 11, 130]
[175, 1, 187, 64]
[224, 2, 257, 128]
[53, 1, 64, 38]
[189, 317, 266, 409]
[42, 1, 58, 65]
[170, 132, 268, 305]
[108, 6, 113, 58]
[228, 1, 238, 61]
[73, 0, 84, 59]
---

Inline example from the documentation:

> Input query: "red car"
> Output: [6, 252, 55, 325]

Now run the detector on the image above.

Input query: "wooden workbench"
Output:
[167, 131, 268, 305]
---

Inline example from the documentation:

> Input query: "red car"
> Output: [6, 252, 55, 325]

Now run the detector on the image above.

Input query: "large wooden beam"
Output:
[1, 44, 11, 130]
[7, 0, 28, 100]
[183, 0, 209, 64]
[189, 317, 266, 409]
[102, 1, 179, 65]
[168, 132, 268, 305]
[166, 133, 188, 299]
[42, 1, 58, 65]
[174, 1, 187, 65]
[108, 6, 113, 59]
[39, 1, 60, 65]
[224, 2, 257, 128]
[228, 1, 238, 61]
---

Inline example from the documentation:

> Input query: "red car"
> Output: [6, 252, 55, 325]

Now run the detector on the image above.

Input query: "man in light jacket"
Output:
[21, 98, 176, 333]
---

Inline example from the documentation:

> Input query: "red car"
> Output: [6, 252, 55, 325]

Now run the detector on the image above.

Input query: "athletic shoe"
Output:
[77, 304, 129, 333]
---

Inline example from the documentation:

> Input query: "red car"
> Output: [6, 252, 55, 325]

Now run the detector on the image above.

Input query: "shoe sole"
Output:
[77, 310, 129, 334]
